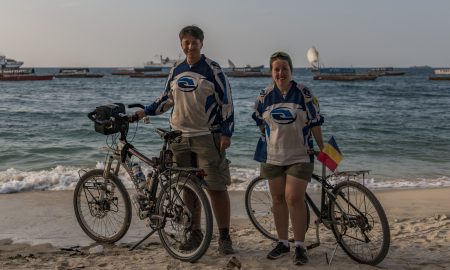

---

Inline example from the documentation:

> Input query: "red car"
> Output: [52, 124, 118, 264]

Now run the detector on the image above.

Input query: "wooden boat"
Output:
[428, 76, 450, 80]
[130, 72, 169, 78]
[369, 67, 405, 76]
[54, 68, 104, 78]
[225, 71, 271, 77]
[0, 68, 53, 81]
[313, 74, 377, 81]
[0, 74, 53, 81]
[111, 68, 143, 76]
[307, 46, 378, 81]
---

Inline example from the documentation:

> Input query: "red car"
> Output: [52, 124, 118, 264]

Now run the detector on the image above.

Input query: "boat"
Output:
[0, 68, 53, 81]
[428, 68, 450, 80]
[136, 54, 181, 72]
[129, 72, 169, 78]
[0, 55, 24, 69]
[313, 74, 377, 81]
[306, 46, 378, 81]
[54, 68, 104, 78]
[225, 59, 270, 77]
[432, 68, 450, 75]
[369, 67, 405, 76]
[111, 68, 143, 76]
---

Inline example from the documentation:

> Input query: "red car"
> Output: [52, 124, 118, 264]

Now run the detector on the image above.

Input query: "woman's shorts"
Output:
[260, 162, 314, 182]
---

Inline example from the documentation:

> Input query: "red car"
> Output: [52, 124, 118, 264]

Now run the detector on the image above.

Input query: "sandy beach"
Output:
[1, 188, 449, 270]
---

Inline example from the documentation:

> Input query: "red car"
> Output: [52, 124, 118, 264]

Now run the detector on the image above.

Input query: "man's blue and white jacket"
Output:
[144, 55, 234, 137]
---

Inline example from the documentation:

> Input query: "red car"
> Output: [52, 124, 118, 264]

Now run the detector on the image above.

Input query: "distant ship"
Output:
[0, 55, 24, 69]
[306, 46, 377, 81]
[134, 54, 181, 72]
[225, 59, 270, 77]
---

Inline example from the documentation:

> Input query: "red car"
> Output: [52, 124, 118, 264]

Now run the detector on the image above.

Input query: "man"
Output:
[136, 25, 235, 255]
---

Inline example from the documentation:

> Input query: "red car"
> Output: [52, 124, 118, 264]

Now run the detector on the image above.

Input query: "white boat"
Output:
[227, 59, 264, 72]
[0, 55, 24, 69]
[142, 54, 181, 71]
[433, 68, 450, 75]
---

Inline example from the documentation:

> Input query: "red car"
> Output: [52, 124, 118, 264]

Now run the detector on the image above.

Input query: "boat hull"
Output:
[54, 74, 104, 78]
[129, 73, 169, 78]
[313, 74, 378, 81]
[0, 75, 53, 81]
[429, 76, 450, 80]
[225, 71, 271, 77]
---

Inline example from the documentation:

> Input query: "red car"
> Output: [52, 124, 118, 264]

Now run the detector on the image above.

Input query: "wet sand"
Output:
[1, 188, 449, 269]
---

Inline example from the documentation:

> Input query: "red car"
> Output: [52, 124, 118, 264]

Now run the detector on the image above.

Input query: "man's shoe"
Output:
[293, 246, 309, 265]
[266, 242, 290, 260]
[218, 237, 234, 255]
[179, 229, 203, 251]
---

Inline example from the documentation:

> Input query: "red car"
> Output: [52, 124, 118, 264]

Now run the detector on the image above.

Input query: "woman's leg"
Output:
[285, 175, 308, 241]
[268, 174, 288, 240]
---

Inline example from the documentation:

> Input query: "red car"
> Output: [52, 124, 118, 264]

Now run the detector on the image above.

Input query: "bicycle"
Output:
[245, 163, 390, 265]
[73, 103, 213, 262]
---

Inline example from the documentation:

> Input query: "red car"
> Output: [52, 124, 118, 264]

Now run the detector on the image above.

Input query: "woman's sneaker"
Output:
[293, 246, 309, 265]
[267, 242, 290, 260]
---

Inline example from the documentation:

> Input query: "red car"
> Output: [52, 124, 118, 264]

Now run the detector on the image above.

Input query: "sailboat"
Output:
[306, 46, 377, 81]
[225, 59, 270, 77]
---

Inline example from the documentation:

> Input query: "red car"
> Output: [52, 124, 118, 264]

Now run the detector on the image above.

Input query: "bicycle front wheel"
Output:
[329, 181, 390, 265]
[245, 177, 310, 242]
[74, 169, 132, 243]
[156, 174, 213, 262]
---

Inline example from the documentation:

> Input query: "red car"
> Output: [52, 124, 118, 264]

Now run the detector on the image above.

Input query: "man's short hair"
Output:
[179, 25, 204, 42]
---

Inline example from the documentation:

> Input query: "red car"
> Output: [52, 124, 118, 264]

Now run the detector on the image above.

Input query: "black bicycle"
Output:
[245, 164, 390, 265]
[73, 103, 213, 262]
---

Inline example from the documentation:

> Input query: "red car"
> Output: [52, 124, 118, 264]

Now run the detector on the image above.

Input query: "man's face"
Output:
[181, 35, 202, 59]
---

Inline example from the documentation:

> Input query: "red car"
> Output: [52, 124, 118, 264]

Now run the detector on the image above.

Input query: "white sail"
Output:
[306, 46, 319, 68]
[228, 59, 236, 69]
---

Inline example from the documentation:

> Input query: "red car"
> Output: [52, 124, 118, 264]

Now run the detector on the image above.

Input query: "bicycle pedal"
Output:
[307, 243, 320, 250]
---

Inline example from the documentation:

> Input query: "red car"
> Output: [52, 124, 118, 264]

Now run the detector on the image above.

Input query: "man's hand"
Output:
[135, 109, 146, 119]
[220, 136, 231, 153]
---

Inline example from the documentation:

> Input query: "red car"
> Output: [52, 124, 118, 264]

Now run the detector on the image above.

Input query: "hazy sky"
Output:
[1, 0, 450, 68]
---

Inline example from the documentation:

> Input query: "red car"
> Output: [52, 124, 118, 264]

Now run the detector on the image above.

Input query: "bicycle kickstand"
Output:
[129, 228, 157, 251]
[326, 242, 339, 266]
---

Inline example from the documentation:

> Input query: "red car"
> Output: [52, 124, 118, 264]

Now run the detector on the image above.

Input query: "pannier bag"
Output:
[91, 103, 126, 135]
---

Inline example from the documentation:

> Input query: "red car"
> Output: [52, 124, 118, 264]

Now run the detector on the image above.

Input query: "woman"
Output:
[252, 51, 324, 265]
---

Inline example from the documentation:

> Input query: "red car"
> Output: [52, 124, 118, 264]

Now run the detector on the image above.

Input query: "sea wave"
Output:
[1, 165, 450, 194]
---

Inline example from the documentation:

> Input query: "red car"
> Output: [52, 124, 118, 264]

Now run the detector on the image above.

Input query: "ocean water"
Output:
[1, 67, 449, 193]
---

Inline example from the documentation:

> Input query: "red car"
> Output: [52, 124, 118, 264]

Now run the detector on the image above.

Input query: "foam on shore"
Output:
[1, 164, 450, 194]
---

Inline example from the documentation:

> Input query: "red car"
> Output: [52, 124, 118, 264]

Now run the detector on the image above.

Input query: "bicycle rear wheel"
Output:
[156, 174, 213, 262]
[245, 177, 310, 242]
[329, 181, 390, 265]
[74, 169, 132, 243]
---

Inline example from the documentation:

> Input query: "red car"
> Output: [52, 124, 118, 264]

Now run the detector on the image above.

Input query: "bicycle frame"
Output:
[304, 165, 371, 251]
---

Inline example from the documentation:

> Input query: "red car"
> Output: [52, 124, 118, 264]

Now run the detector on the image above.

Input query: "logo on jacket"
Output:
[177, 76, 197, 92]
[270, 107, 296, 124]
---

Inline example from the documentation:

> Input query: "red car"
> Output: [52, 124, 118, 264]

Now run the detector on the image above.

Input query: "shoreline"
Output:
[1, 187, 449, 269]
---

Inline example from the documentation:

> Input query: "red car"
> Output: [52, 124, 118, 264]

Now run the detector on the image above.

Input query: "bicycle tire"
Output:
[156, 174, 213, 262]
[329, 181, 390, 265]
[245, 177, 310, 242]
[74, 169, 132, 243]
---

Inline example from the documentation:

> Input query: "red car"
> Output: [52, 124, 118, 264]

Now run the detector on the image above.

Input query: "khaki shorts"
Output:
[170, 133, 231, 191]
[260, 162, 314, 182]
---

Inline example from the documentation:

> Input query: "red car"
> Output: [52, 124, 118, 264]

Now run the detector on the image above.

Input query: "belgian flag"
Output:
[317, 136, 343, 172]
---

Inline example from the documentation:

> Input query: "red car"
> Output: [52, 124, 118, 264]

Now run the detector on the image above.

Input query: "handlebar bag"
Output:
[93, 103, 126, 135]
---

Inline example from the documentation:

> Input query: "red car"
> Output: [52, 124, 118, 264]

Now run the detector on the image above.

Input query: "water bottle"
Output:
[130, 162, 146, 190]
